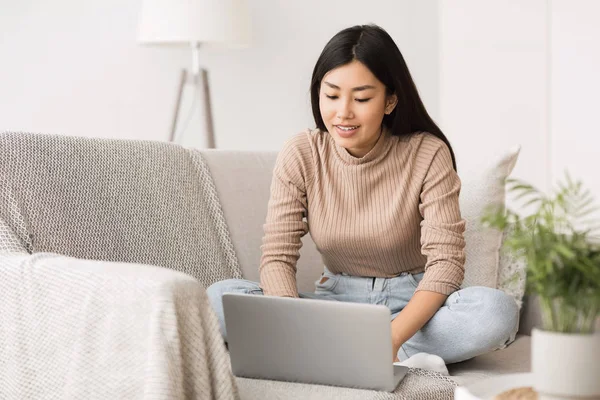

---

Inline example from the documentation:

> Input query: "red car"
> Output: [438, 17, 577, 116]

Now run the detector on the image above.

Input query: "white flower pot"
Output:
[532, 328, 600, 399]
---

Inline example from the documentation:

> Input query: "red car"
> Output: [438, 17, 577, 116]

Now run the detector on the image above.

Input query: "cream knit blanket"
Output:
[0, 253, 239, 399]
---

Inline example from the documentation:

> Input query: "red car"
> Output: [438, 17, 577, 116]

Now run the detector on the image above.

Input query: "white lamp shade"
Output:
[138, 0, 251, 46]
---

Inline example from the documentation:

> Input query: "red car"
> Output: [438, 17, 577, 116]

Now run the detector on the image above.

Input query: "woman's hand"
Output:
[390, 290, 448, 362]
[392, 337, 402, 362]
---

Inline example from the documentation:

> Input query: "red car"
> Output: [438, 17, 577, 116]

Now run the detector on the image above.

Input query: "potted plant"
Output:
[483, 174, 600, 399]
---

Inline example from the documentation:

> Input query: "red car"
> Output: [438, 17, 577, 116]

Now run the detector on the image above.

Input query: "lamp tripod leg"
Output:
[169, 68, 187, 143]
[200, 68, 215, 149]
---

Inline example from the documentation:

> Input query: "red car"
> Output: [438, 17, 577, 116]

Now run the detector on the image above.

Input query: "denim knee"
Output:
[206, 279, 262, 341]
[207, 278, 261, 301]
[461, 286, 519, 350]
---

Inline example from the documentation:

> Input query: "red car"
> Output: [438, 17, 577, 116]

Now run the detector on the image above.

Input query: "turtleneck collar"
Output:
[329, 125, 393, 166]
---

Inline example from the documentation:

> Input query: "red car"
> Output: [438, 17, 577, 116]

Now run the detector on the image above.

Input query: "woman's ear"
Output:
[385, 94, 398, 115]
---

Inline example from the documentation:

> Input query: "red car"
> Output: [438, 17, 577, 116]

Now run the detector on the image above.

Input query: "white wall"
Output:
[439, 0, 600, 215]
[550, 0, 600, 214]
[439, 0, 549, 192]
[0, 0, 440, 151]
[3, 1, 599, 206]
[0, 0, 186, 142]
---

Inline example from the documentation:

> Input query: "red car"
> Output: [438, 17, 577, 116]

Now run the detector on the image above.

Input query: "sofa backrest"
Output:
[201, 150, 324, 293]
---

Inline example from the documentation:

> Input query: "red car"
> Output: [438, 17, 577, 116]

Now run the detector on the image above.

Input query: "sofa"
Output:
[0, 132, 539, 399]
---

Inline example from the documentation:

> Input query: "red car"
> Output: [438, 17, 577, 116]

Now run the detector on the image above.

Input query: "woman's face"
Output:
[319, 60, 397, 158]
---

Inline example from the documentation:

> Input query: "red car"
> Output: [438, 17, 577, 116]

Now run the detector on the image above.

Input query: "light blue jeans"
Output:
[206, 268, 519, 364]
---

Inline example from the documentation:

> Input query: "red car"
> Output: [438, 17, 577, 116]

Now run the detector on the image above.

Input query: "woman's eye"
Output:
[324, 95, 371, 102]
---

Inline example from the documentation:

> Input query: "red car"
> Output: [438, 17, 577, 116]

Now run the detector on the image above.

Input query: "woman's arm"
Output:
[414, 139, 466, 295]
[391, 137, 466, 360]
[259, 134, 314, 297]
[391, 290, 447, 361]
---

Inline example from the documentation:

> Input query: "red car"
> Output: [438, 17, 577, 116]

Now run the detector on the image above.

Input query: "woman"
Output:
[207, 24, 518, 367]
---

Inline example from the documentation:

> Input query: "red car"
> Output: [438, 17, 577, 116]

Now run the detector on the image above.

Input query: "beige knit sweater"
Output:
[259, 128, 466, 298]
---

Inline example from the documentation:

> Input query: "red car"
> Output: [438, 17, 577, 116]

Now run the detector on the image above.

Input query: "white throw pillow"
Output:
[458, 146, 523, 304]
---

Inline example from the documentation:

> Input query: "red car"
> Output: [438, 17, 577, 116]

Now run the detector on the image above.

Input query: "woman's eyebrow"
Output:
[323, 81, 376, 92]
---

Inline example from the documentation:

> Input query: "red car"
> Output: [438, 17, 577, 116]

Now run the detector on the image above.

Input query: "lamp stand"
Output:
[168, 42, 215, 148]
[168, 69, 187, 142]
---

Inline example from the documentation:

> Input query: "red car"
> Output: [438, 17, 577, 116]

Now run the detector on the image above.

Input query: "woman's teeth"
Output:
[338, 126, 358, 131]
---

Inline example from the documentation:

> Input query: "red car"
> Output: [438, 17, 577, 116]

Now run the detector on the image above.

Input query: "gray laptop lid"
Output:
[223, 293, 408, 392]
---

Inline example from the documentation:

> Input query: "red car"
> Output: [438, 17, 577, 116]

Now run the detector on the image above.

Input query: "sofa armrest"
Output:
[0, 253, 238, 400]
[518, 295, 542, 336]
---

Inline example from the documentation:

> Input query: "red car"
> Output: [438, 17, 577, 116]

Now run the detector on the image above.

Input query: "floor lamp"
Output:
[137, 0, 251, 147]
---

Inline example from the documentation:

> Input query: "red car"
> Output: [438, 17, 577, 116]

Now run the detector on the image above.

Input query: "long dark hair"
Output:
[310, 24, 457, 170]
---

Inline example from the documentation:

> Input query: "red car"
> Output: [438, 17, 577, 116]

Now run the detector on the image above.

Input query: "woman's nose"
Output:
[336, 100, 354, 120]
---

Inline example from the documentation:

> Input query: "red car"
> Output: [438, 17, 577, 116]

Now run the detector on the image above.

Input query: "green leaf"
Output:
[555, 244, 575, 259]
[501, 171, 600, 333]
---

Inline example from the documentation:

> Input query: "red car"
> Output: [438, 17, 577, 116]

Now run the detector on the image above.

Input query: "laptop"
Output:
[222, 293, 409, 392]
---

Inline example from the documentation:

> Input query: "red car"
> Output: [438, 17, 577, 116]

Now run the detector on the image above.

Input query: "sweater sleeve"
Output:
[259, 134, 312, 297]
[416, 140, 466, 295]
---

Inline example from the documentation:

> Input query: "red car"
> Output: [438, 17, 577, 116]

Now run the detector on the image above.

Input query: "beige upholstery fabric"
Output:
[0, 132, 242, 289]
[201, 150, 324, 293]
[449, 335, 531, 386]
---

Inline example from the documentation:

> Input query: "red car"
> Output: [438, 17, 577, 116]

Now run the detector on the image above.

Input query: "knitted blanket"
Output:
[0, 131, 242, 288]
[0, 252, 239, 400]
[0, 131, 243, 399]
[236, 368, 457, 399]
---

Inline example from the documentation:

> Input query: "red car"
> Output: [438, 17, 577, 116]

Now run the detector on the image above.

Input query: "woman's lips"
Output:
[335, 125, 359, 138]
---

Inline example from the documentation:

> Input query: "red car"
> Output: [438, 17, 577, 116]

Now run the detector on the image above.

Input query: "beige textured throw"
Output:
[0, 253, 239, 400]
[236, 368, 457, 399]
[0, 131, 243, 399]
[0, 131, 242, 288]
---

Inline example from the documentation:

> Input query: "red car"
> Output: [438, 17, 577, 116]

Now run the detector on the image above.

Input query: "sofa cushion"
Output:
[459, 146, 524, 307]
[448, 335, 531, 386]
